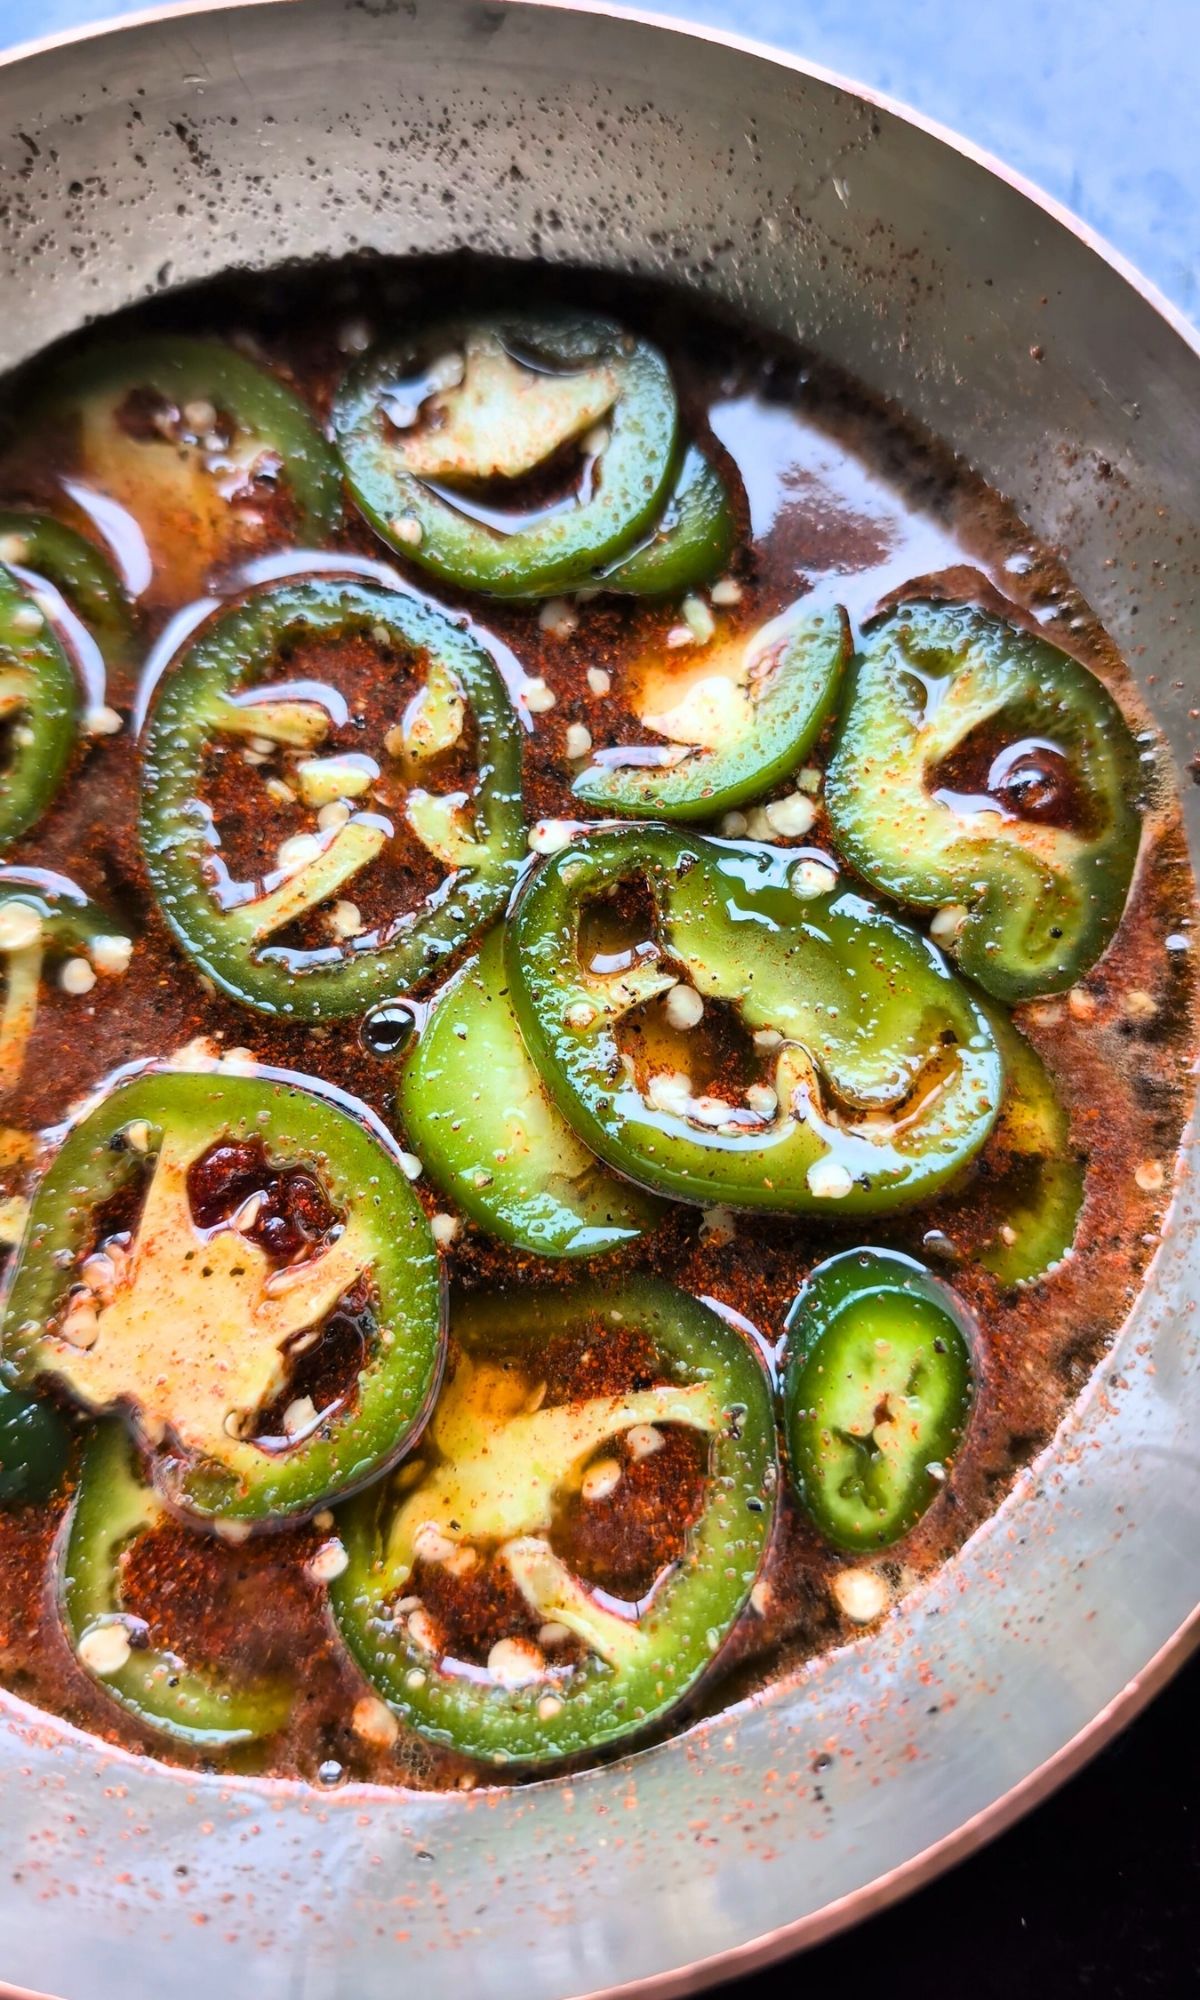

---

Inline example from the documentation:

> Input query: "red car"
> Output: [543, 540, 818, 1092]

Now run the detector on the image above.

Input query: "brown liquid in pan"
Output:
[0, 256, 1193, 1790]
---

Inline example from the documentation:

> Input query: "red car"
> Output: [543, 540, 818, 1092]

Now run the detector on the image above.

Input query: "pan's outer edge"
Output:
[0, 3, 1195, 1996]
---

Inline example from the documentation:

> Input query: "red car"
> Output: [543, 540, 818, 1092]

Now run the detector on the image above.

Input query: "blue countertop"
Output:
[6, 0, 1198, 318]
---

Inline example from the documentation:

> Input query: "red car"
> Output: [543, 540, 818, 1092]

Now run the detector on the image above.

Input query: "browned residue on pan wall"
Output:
[0, 256, 1193, 1788]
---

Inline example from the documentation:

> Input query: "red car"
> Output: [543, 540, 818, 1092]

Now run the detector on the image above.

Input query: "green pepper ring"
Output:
[139, 576, 526, 1019]
[333, 313, 678, 598]
[0, 564, 79, 851]
[506, 824, 1003, 1216]
[783, 1247, 976, 1552]
[395, 925, 664, 1258]
[589, 444, 737, 598]
[59, 1419, 293, 1745]
[572, 606, 848, 820]
[32, 336, 344, 544]
[330, 1279, 776, 1767]
[972, 1000, 1084, 1286]
[1, 1063, 445, 1524]
[825, 601, 1144, 1003]
[0, 865, 133, 1091]
[0, 1375, 71, 1506]
[0, 510, 135, 679]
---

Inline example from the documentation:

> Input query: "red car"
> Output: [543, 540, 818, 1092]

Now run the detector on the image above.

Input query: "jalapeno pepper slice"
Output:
[589, 445, 736, 597]
[0, 868, 133, 1094]
[0, 510, 134, 678]
[1, 1064, 443, 1524]
[25, 337, 342, 603]
[396, 926, 662, 1257]
[783, 1248, 975, 1551]
[139, 577, 524, 1019]
[0, 1376, 70, 1506]
[0, 564, 79, 849]
[572, 606, 847, 820]
[59, 1419, 292, 1745]
[506, 826, 1002, 1214]
[825, 602, 1143, 1002]
[333, 314, 677, 598]
[968, 1002, 1084, 1286]
[329, 1279, 775, 1766]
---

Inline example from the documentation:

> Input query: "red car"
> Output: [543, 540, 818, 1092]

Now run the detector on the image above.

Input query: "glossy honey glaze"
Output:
[0, 257, 1194, 1790]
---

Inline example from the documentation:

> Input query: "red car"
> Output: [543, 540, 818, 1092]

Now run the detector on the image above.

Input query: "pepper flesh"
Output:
[59, 1419, 292, 1744]
[139, 577, 525, 1019]
[0, 1375, 69, 1506]
[0, 564, 78, 850]
[0, 867, 133, 1092]
[0, 510, 135, 677]
[26, 337, 342, 601]
[970, 1002, 1084, 1285]
[330, 1280, 775, 1766]
[396, 926, 662, 1257]
[1, 1063, 443, 1524]
[783, 1248, 975, 1550]
[506, 825, 1003, 1213]
[825, 601, 1143, 1001]
[573, 605, 847, 820]
[333, 314, 677, 597]
[589, 445, 736, 597]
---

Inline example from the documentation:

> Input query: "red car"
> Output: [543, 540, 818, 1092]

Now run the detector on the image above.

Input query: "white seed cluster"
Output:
[538, 598, 578, 640]
[306, 1538, 350, 1584]
[663, 983, 704, 1031]
[527, 818, 576, 856]
[59, 957, 96, 996]
[832, 1568, 888, 1624]
[523, 676, 557, 714]
[763, 792, 815, 839]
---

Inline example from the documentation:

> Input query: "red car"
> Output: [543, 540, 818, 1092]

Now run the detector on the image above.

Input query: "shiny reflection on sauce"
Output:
[989, 736, 1076, 822]
[931, 787, 1012, 822]
[12, 564, 106, 710]
[60, 476, 153, 597]
[423, 443, 599, 535]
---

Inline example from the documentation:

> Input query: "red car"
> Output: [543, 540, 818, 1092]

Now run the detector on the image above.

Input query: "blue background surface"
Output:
[6, 0, 1198, 319]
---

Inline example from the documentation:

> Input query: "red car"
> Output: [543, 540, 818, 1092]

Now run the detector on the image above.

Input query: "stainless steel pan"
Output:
[0, 4, 1197, 1996]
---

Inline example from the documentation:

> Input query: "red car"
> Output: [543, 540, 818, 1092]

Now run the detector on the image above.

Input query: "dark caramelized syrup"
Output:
[0, 256, 1193, 1790]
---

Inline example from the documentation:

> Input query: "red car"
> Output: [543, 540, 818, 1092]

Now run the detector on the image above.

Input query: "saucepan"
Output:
[0, 2, 1196, 1995]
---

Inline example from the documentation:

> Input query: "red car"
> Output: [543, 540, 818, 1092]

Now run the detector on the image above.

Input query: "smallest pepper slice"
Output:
[0, 565, 79, 851]
[59, 1419, 293, 1745]
[783, 1248, 975, 1552]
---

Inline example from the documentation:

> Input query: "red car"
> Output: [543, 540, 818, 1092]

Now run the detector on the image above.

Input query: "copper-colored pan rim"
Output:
[0, 3, 1197, 1996]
